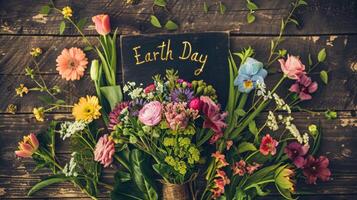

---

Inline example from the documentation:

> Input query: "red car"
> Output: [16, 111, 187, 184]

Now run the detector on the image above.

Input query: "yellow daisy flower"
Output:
[72, 96, 101, 122]
[15, 84, 29, 97]
[62, 6, 73, 18]
[33, 107, 45, 122]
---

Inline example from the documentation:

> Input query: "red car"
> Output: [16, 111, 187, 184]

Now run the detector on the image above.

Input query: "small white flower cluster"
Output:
[123, 81, 147, 99]
[256, 82, 272, 100]
[258, 81, 308, 144]
[59, 121, 87, 140]
[281, 117, 309, 144]
[62, 152, 78, 177]
[272, 93, 291, 113]
[266, 111, 279, 131]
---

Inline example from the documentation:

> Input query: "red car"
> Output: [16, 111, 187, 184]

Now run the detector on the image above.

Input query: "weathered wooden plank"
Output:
[0, 74, 71, 113]
[0, 36, 98, 75]
[1, 35, 356, 111]
[1, 112, 356, 170]
[0, 0, 356, 35]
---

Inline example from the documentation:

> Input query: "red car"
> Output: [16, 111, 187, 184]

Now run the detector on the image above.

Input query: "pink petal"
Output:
[299, 91, 312, 100]
[15, 150, 32, 158]
[289, 83, 300, 93]
[308, 82, 318, 93]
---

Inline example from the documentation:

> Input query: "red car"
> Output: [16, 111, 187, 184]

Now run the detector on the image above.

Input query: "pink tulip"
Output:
[279, 55, 306, 79]
[138, 101, 162, 126]
[15, 133, 39, 158]
[92, 14, 111, 35]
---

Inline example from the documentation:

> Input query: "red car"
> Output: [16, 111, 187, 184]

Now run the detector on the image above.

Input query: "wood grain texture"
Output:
[0, 112, 356, 198]
[0, 0, 356, 35]
[0, 0, 356, 199]
[2, 35, 355, 112]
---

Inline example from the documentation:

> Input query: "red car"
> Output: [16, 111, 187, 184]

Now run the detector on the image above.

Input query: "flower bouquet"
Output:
[109, 69, 226, 199]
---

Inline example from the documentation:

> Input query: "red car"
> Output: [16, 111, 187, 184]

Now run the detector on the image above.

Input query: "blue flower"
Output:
[234, 57, 268, 93]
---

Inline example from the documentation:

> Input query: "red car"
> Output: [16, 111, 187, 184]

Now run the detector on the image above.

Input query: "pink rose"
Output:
[279, 55, 306, 79]
[138, 101, 162, 126]
[92, 14, 111, 35]
[189, 98, 202, 110]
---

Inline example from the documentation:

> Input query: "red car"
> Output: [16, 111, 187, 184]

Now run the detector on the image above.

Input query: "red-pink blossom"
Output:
[259, 134, 279, 156]
[189, 97, 202, 110]
[200, 96, 227, 133]
[303, 155, 331, 184]
[212, 151, 229, 168]
[284, 142, 309, 168]
[15, 133, 39, 158]
[144, 83, 155, 93]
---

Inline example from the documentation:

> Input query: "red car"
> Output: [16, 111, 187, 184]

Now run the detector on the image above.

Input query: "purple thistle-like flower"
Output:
[108, 102, 129, 130]
[170, 88, 194, 103]
[128, 99, 146, 117]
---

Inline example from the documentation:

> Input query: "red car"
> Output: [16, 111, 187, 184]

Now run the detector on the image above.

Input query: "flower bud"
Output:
[90, 59, 100, 81]
[308, 124, 318, 137]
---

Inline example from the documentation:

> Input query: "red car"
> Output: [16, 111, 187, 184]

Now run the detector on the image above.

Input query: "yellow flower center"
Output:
[243, 80, 253, 89]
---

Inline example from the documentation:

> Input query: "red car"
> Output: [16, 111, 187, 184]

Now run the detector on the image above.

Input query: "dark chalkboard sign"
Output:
[120, 32, 230, 104]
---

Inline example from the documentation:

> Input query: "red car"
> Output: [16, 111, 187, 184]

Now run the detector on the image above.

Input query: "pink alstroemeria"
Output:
[289, 74, 318, 101]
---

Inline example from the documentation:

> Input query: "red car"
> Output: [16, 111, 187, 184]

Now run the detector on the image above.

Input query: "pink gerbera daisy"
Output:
[56, 47, 88, 81]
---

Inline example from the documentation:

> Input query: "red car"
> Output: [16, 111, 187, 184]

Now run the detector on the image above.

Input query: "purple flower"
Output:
[170, 88, 194, 103]
[284, 142, 309, 168]
[128, 99, 146, 117]
[303, 155, 331, 184]
[108, 102, 129, 130]
[289, 74, 318, 101]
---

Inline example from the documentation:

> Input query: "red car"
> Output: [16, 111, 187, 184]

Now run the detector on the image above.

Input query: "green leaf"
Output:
[55, 99, 66, 105]
[248, 120, 258, 136]
[164, 20, 178, 31]
[298, 0, 308, 6]
[320, 70, 328, 84]
[59, 21, 66, 35]
[150, 15, 162, 28]
[246, 0, 258, 10]
[84, 46, 93, 51]
[154, 0, 166, 7]
[77, 18, 87, 31]
[100, 85, 123, 110]
[203, 2, 208, 13]
[317, 48, 326, 62]
[219, 2, 226, 14]
[130, 149, 158, 200]
[39, 5, 50, 15]
[235, 108, 246, 117]
[237, 142, 257, 153]
[247, 13, 255, 24]
[308, 54, 313, 66]
[28, 176, 70, 196]
[38, 95, 54, 104]
[289, 18, 299, 26]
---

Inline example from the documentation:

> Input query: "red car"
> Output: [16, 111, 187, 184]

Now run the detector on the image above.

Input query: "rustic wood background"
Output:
[0, 0, 357, 199]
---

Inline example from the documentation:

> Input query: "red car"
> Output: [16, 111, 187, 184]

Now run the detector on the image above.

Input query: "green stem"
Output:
[244, 179, 275, 190]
